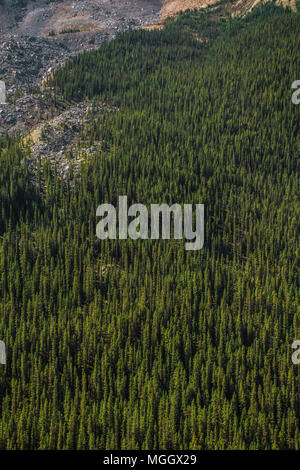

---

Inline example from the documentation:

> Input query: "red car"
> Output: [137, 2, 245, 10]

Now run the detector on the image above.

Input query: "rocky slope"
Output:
[0, 0, 296, 183]
[24, 100, 116, 185]
[0, 1, 162, 92]
[0, 0, 163, 147]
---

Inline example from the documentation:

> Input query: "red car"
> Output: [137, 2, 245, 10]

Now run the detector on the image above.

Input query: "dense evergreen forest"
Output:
[0, 3, 299, 449]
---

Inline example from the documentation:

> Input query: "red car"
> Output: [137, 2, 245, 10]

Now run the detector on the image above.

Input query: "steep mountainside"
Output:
[0, 0, 296, 94]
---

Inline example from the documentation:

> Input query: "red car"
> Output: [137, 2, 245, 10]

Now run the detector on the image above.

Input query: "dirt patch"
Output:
[230, 0, 297, 16]
[145, 0, 297, 29]
[46, 1, 102, 35]
[161, 0, 218, 19]
[142, 23, 164, 30]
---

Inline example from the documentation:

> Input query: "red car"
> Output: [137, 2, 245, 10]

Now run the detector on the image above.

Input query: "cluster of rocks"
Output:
[26, 101, 116, 184]
[0, 90, 61, 136]
[0, 35, 104, 94]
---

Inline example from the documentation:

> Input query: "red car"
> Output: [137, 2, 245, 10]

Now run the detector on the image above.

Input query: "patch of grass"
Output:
[59, 27, 81, 35]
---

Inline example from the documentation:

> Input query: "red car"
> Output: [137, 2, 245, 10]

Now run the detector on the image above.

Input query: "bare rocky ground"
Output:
[24, 100, 116, 186]
[0, 90, 54, 136]
[0, 0, 163, 92]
